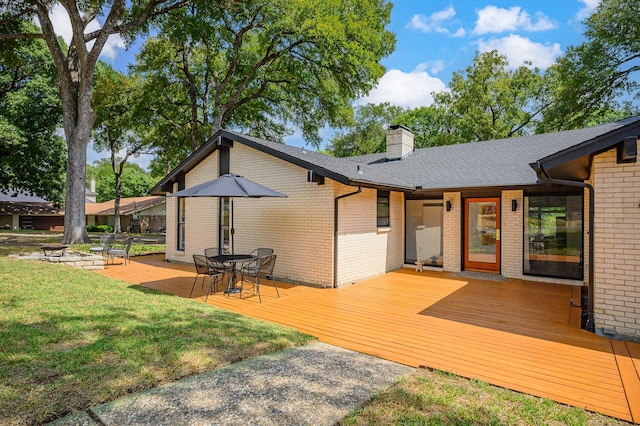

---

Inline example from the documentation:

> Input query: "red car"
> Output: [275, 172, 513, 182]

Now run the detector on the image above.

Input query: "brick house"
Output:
[151, 116, 640, 339]
[85, 196, 166, 233]
[0, 190, 165, 233]
[0, 191, 64, 230]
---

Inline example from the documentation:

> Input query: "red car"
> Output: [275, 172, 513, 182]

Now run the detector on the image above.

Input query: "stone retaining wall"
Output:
[13, 251, 105, 270]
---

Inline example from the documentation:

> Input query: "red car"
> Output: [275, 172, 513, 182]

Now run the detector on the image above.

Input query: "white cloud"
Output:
[473, 6, 556, 35]
[407, 6, 466, 38]
[575, 0, 600, 22]
[355, 66, 447, 109]
[49, 4, 126, 60]
[478, 35, 562, 69]
[424, 60, 445, 75]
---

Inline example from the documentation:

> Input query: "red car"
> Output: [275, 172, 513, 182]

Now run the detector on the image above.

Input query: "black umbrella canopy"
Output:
[168, 174, 287, 254]
[169, 173, 287, 198]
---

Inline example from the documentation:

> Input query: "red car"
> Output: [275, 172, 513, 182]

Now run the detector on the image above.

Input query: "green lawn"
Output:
[342, 368, 627, 426]
[0, 257, 314, 425]
[0, 231, 165, 257]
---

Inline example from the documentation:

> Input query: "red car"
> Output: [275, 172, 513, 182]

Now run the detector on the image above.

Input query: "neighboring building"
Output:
[86, 196, 166, 233]
[150, 117, 640, 339]
[0, 191, 64, 230]
[0, 189, 166, 234]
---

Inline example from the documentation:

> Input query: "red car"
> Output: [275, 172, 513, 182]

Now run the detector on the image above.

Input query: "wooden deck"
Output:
[97, 255, 640, 423]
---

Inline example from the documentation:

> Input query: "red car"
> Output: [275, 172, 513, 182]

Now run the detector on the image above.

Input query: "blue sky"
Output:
[49, 1, 600, 168]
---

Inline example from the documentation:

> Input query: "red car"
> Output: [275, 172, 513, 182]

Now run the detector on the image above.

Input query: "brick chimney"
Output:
[386, 125, 414, 160]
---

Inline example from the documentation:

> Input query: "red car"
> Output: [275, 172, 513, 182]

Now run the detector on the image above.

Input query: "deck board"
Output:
[96, 255, 639, 423]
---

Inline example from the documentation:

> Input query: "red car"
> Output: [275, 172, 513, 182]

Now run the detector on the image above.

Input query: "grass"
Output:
[0, 231, 165, 257]
[0, 257, 314, 425]
[73, 241, 166, 257]
[340, 368, 628, 426]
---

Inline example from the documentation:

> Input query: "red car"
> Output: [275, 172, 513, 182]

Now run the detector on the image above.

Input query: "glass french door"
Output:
[464, 198, 500, 272]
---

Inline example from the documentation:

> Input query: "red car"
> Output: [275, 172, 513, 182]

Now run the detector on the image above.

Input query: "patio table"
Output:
[208, 254, 255, 296]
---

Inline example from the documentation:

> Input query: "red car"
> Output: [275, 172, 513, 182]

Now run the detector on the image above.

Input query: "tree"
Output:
[1, 0, 190, 244]
[0, 19, 65, 204]
[327, 103, 403, 157]
[87, 160, 157, 202]
[540, 0, 640, 131]
[133, 0, 395, 170]
[433, 50, 548, 143]
[328, 51, 549, 157]
[92, 64, 155, 233]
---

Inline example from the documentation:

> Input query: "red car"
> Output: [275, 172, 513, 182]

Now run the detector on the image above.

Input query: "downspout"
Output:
[333, 186, 362, 288]
[535, 163, 595, 332]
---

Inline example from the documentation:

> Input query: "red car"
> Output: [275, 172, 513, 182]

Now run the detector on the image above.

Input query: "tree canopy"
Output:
[540, 0, 640, 131]
[329, 50, 548, 156]
[87, 159, 157, 203]
[434, 50, 547, 143]
[0, 19, 65, 204]
[133, 0, 395, 172]
[92, 63, 158, 232]
[1, 0, 191, 244]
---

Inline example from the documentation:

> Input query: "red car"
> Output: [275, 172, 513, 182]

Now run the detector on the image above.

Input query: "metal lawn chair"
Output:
[241, 254, 278, 303]
[107, 236, 133, 265]
[190, 254, 224, 300]
[89, 233, 115, 258]
[240, 248, 274, 277]
[205, 247, 232, 275]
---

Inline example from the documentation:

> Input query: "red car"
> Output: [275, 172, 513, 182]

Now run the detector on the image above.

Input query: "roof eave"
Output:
[531, 119, 640, 181]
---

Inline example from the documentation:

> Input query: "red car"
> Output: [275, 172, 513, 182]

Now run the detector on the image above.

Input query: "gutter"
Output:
[333, 186, 362, 288]
[534, 162, 595, 332]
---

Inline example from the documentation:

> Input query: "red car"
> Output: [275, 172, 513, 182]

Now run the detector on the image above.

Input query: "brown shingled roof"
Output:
[84, 196, 165, 216]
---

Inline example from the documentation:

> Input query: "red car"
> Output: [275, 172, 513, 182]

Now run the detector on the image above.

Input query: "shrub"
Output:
[87, 225, 113, 233]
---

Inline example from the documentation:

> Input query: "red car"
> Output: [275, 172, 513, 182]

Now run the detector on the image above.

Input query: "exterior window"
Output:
[177, 197, 186, 251]
[377, 191, 390, 227]
[524, 195, 583, 279]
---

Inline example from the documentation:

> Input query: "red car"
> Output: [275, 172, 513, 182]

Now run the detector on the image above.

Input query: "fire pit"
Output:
[40, 244, 69, 257]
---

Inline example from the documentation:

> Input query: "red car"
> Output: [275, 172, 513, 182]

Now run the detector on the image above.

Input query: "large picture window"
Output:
[377, 191, 390, 227]
[524, 194, 583, 279]
[177, 197, 186, 251]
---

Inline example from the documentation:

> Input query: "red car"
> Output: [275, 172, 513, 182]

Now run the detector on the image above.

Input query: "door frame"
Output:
[464, 197, 501, 273]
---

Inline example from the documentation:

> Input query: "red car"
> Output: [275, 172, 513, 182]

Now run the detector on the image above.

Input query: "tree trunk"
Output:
[113, 172, 122, 233]
[62, 132, 90, 244]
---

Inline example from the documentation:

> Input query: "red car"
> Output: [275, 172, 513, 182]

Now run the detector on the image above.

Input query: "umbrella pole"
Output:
[231, 199, 235, 255]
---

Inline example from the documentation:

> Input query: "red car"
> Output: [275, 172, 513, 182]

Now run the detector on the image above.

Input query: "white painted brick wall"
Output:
[443, 192, 461, 272]
[592, 145, 640, 338]
[501, 190, 523, 279]
[336, 188, 404, 286]
[165, 142, 405, 287]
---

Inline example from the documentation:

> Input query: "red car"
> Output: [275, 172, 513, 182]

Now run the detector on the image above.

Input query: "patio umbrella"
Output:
[169, 173, 287, 254]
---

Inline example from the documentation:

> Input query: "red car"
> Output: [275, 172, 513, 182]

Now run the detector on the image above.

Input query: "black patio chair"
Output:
[241, 254, 278, 303]
[107, 236, 134, 265]
[204, 247, 232, 274]
[240, 248, 274, 277]
[190, 254, 224, 300]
